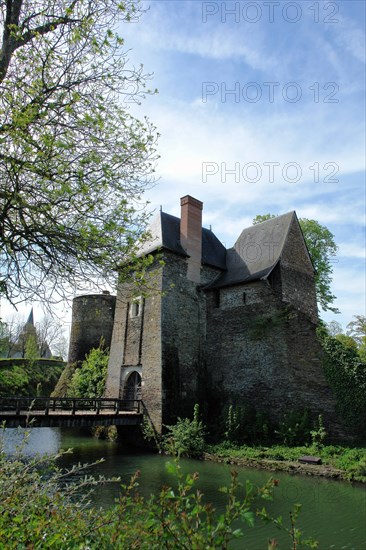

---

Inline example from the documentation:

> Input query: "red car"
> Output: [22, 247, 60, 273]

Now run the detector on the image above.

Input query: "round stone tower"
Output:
[68, 292, 116, 365]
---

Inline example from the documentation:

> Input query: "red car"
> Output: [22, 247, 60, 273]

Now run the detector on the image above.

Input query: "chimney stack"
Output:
[180, 195, 203, 283]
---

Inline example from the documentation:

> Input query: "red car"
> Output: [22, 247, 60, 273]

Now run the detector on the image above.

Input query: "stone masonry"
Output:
[101, 195, 342, 436]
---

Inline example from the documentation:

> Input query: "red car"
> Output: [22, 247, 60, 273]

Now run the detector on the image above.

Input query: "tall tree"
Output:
[35, 313, 67, 358]
[326, 320, 343, 337]
[347, 315, 366, 361]
[1, 310, 67, 358]
[252, 214, 339, 313]
[0, 0, 158, 305]
[346, 315, 366, 346]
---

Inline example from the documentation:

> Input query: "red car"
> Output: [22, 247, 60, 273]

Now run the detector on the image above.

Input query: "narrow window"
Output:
[214, 289, 220, 308]
[130, 297, 141, 318]
[243, 292, 246, 304]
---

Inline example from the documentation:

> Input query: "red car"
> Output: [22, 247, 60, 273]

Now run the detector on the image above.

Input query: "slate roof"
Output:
[26, 307, 34, 326]
[139, 209, 306, 287]
[205, 211, 297, 289]
[139, 211, 227, 270]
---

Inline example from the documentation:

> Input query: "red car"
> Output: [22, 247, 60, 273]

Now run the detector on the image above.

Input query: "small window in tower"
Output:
[130, 297, 142, 318]
[214, 289, 220, 308]
[243, 292, 246, 304]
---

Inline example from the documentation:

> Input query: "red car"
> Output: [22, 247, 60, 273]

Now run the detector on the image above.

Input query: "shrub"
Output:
[163, 404, 205, 458]
[0, 360, 64, 397]
[319, 333, 366, 437]
[67, 341, 109, 398]
[276, 410, 312, 447]
[221, 404, 272, 446]
[310, 415, 327, 451]
[0, 429, 317, 549]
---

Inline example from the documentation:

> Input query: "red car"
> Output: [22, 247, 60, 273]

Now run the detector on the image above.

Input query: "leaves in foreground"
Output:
[0, 429, 317, 548]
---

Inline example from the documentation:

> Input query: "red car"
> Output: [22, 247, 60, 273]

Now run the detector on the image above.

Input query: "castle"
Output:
[69, 196, 340, 435]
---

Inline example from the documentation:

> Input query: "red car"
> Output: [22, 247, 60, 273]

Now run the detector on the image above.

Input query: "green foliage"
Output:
[0, 0, 159, 304]
[347, 315, 366, 361]
[24, 335, 39, 365]
[225, 404, 241, 443]
[67, 343, 109, 398]
[276, 410, 312, 447]
[0, 428, 318, 549]
[252, 214, 276, 224]
[299, 218, 338, 313]
[335, 333, 358, 352]
[310, 415, 327, 451]
[0, 359, 64, 397]
[163, 404, 206, 458]
[51, 362, 77, 397]
[141, 414, 162, 451]
[253, 214, 339, 312]
[223, 404, 271, 445]
[249, 308, 295, 340]
[346, 315, 366, 345]
[92, 425, 118, 441]
[319, 332, 366, 436]
[258, 503, 319, 549]
[0, 321, 8, 356]
[208, 443, 366, 482]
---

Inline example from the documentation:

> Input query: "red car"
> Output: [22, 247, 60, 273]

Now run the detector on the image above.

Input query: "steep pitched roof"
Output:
[139, 211, 226, 270]
[206, 211, 297, 289]
[26, 307, 34, 326]
[139, 208, 310, 287]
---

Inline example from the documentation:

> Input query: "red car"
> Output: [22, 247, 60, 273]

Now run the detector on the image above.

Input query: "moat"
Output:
[4, 427, 365, 549]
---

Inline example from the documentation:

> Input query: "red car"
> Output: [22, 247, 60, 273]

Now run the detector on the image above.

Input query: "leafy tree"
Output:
[347, 315, 366, 362]
[35, 313, 67, 358]
[0, 0, 158, 305]
[253, 214, 338, 313]
[67, 342, 109, 398]
[347, 315, 366, 345]
[1, 311, 67, 358]
[335, 334, 358, 352]
[326, 320, 343, 337]
[0, 314, 25, 357]
[24, 334, 39, 364]
[0, 320, 9, 356]
[319, 331, 366, 436]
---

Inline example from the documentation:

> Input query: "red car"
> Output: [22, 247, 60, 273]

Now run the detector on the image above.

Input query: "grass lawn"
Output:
[206, 443, 366, 482]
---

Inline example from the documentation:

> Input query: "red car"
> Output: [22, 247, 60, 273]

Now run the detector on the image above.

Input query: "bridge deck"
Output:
[0, 397, 143, 428]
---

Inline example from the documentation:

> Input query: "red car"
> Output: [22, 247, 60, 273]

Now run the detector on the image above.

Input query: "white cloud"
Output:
[338, 243, 366, 259]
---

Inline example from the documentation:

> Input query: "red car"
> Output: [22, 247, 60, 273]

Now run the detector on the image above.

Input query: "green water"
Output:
[4, 428, 366, 549]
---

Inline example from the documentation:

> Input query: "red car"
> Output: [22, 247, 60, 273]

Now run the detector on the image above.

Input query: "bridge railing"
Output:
[0, 397, 142, 415]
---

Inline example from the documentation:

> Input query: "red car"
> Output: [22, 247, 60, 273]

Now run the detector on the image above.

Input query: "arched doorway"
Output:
[123, 371, 142, 404]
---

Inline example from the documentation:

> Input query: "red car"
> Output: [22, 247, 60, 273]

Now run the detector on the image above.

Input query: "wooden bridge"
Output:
[0, 397, 143, 428]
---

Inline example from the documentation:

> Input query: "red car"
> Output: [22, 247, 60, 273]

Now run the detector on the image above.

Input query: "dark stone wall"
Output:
[68, 294, 116, 365]
[204, 281, 342, 436]
[280, 218, 318, 323]
[160, 253, 221, 424]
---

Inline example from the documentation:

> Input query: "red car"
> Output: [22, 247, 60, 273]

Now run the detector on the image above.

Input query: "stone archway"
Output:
[123, 371, 142, 403]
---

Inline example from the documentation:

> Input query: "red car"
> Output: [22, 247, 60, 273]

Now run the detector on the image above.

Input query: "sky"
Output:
[1, 0, 365, 336]
[119, 0, 366, 329]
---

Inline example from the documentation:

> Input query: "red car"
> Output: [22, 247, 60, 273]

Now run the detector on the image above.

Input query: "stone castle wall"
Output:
[68, 293, 116, 365]
[204, 280, 341, 434]
[105, 267, 164, 431]
[160, 253, 222, 424]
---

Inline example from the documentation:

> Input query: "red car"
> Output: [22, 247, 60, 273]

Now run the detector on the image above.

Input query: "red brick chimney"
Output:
[180, 195, 203, 283]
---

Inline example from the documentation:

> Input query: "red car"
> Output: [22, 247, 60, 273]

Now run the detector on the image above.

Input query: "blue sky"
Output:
[1, 0, 364, 334]
[120, 0, 365, 328]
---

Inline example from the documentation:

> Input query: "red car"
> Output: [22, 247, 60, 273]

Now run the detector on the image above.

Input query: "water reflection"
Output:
[1, 426, 61, 456]
[3, 427, 366, 550]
